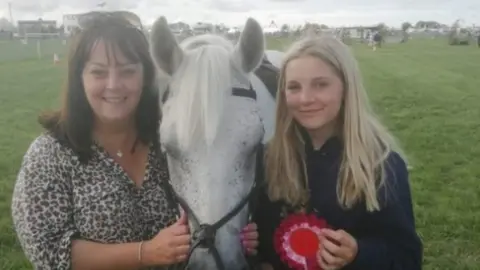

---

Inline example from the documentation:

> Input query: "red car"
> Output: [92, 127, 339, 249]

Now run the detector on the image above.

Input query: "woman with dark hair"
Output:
[11, 12, 258, 270]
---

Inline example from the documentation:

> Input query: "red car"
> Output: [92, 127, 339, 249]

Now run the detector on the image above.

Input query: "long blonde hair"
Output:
[265, 36, 405, 212]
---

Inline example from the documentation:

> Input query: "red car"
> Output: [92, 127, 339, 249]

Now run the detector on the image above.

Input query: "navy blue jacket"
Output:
[253, 137, 423, 269]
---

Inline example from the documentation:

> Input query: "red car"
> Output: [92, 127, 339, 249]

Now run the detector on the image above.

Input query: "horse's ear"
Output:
[149, 16, 184, 76]
[233, 18, 265, 73]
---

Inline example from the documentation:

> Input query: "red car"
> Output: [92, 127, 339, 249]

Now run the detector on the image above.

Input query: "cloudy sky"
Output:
[0, 0, 479, 27]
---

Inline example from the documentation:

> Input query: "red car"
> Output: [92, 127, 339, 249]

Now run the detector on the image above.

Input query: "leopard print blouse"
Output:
[11, 134, 182, 270]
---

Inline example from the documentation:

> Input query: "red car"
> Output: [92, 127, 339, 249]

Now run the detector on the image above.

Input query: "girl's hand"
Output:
[240, 223, 259, 255]
[317, 228, 358, 270]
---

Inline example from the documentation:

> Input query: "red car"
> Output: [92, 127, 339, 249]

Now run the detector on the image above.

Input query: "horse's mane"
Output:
[160, 34, 236, 151]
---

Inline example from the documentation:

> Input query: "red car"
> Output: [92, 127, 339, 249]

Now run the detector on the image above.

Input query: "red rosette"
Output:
[274, 213, 328, 270]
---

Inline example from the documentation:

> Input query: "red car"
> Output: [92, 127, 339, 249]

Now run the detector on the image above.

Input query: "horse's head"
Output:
[150, 17, 265, 151]
[150, 17, 266, 269]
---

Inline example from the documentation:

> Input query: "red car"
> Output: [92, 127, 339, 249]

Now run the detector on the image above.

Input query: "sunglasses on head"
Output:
[76, 10, 144, 31]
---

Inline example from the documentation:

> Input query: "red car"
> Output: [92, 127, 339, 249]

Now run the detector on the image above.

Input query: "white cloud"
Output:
[0, 0, 479, 27]
[208, 0, 257, 12]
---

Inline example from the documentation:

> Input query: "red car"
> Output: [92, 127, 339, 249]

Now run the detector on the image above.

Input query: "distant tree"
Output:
[280, 24, 290, 37]
[402, 22, 412, 31]
[376, 22, 388, 38]
[448, 19, 469, 45]
[451, 19, 461, 29]
[376, 22, 387, 30]
[301, 22, 324, 36]
[401, 22, 412, 42]
[414, 20, 441, 29]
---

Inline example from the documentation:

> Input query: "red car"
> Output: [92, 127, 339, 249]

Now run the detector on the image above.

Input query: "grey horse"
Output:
[149, 16, 284, 270]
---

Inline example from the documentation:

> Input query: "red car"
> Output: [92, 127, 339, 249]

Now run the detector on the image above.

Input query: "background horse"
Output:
[149, 17, 283, 269]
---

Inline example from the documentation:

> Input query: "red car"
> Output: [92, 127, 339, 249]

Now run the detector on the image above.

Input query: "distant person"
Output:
[373, 31, 382, 51]
[11, 12, 258, 270]
[253, 36, 423, 270]
[365, 31, 371, 44]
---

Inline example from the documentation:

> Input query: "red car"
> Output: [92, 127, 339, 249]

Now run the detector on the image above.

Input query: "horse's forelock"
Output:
[181, 34, 234, 52]
[161, 33, 238, 152]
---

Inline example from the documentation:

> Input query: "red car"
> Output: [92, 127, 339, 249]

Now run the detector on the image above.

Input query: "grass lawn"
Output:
[0, 37, 479, 269]
[0, 39, 66, 63]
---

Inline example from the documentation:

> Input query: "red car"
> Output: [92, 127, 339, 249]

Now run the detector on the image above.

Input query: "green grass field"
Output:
[0, 37, 479, 269]
[0, 39, 66, 63]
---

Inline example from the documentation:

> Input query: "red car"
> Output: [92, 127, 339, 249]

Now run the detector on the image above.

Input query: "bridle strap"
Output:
[164, 179, 261, 270]
[232, 84, 256, 100]
[161, 84, 257, 106]
[160, 143, 265, 270]
[253, 56, 279, 99]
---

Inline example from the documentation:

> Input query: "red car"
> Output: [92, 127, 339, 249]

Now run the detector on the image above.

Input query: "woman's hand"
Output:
[317, 228, 358, 270]
[240, 223, 259, 255]
[142, 212, 191, 266]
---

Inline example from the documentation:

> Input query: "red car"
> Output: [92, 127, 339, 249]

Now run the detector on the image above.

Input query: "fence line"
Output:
[0, 39, 67, 63]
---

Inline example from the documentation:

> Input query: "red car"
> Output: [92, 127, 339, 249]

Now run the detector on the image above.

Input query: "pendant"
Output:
[116, 150, 123, 158]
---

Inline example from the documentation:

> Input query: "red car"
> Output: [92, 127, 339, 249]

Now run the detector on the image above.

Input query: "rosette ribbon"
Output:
[273, 213, 328, 270]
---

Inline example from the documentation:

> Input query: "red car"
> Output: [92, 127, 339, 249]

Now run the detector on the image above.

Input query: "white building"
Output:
[63, 14, 82, 35]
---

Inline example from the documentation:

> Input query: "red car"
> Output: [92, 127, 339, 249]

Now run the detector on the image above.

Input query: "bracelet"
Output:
[138, 241, 145, 266]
